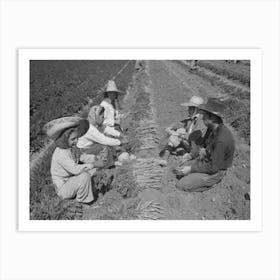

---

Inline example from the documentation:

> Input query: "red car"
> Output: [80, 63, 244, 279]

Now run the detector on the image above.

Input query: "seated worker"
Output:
[77, 105, 129, 166]
[159, 95, 206, 158]
[173, 97, 235, 192]
[43, 116, 103, 204]
[190, 60, 198, 70]
[100, 80, 127, 137]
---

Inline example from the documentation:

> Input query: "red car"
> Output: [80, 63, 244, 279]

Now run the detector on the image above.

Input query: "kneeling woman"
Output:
[77, 105, 129, 165]
[44, 117, 99, 204]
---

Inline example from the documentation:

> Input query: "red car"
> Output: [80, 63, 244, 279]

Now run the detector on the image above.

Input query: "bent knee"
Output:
[175, 180, 186, 191]
[79, 171, 92, 182]
[175, 176, 195, 192]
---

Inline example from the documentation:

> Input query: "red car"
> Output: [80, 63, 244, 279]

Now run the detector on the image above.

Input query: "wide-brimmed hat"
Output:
[43, 116, 89, 141]
[104, 80, 125, 95]
[198, 97, 225, 119]
[181, 95, 204, 107]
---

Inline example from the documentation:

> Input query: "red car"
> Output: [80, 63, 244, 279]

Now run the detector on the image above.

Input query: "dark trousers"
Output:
[176, 170, 226, 192]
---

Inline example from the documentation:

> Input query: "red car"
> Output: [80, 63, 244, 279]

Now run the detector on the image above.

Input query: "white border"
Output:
[19, 49, 262, 232]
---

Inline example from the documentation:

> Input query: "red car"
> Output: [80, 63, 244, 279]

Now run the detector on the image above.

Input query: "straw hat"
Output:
[181, 95, 204, 107]
[198, 97, 225, 119]
[43, 116, 89, 141]
[104, 80, 125, 95]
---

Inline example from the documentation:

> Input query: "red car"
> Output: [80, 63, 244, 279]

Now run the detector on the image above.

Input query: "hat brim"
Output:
[198, 106, 223, 119]
[104, 90, 125, 95]
[180, 102, 200, 107]
[75, 119, 90, 138]
[44, 117, 89, 141]
[180, 117, 192, 124]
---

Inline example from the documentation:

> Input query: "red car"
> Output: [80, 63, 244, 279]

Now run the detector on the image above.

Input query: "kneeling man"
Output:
[174, 98, 235, 192]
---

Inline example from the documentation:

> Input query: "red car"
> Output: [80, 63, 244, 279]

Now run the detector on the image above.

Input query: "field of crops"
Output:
[84, 60, 251, 220]
[30, 60, 135, 154]
[196, 60, 250, 86]
[183, 60, 250, 144]
[30, 60, 135, 219]
[29, 59, 251, 221]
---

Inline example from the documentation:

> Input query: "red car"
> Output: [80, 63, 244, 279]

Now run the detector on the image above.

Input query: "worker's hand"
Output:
[172, 167, 185, 177]
[94, 160, 105, 168]
[165, 127, 172, 134]
[97, 148, 108, 161]
[84, 163, 94, 171]
[182, 153, 192, 161]
[115, 145, 125, 152]
[115, 118, 121, 125]
[199, 148, 207, 159]
[178, 155, 191, 166]
[80, 153, 96, 164]
[180, 134, 189, 140]
[173, 165, 192, 176]
[120, 135, 129, 145]
[118, 112, 129, 120]
[181, 166, 192, 175]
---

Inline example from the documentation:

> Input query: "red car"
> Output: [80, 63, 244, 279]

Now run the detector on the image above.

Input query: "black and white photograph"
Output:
[2, 1, 280, 280]
[28, 57, 252, 222]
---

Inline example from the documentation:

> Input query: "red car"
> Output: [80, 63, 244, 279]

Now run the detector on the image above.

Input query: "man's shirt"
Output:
[191, 124, 235, 174]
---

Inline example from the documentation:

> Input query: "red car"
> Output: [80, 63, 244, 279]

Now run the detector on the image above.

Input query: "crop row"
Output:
[30, 60, 135, 154]
[179, 60, 250, 144]
[195, 60, 250, 87]
[29, 60, 135, 220]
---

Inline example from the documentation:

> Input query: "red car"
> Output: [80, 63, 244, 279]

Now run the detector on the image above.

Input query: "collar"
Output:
[102, 98, 112, 104]
[211, 123, 223, 137]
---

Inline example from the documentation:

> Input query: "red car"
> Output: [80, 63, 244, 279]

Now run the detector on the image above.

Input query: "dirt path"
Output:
[84, 60, 250, 220]
[138, 60, 250, 220]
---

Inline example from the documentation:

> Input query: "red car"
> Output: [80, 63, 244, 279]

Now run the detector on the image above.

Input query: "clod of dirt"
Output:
[233, 167, 250, 184]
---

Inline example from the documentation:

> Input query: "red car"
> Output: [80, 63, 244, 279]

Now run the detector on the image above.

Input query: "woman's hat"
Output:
[104, 80, 125, 95]
[198, 97, 225, 119]
[181, 95, 204, 107]
[43, 116, 89, 141]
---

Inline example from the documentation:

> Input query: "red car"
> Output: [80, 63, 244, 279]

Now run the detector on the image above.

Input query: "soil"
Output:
[84, 60, 250, 220]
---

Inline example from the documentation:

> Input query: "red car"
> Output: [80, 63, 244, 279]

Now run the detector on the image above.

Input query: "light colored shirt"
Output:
[51, 147, 88, 188]
[187, 113, 207, 136]
[77, 124, 121, 149]
[100, 99, 121, 137]
[103, 125, 121, 137]
[100, 99, 117, 127]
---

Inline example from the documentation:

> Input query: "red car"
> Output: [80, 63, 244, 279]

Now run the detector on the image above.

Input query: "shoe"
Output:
[159, 149, 166, 157]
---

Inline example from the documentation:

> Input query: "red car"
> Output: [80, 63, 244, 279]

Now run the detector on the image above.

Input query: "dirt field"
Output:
[84, 60, 250, 220]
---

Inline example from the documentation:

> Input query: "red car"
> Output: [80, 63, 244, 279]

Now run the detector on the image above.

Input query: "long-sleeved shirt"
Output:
[100, 99, 121, 137]
[51, 147, 88, 188]
[166, 113, 207, 157]
[100, 99, 117, 127]
[103, 125, 121, 137]
[191, 124, 235, 174]
[77, 124, 121, 149]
